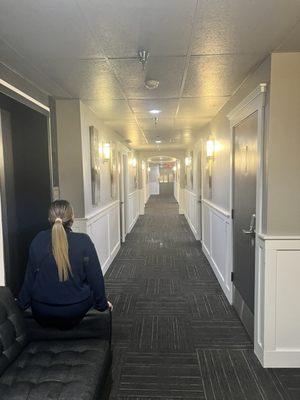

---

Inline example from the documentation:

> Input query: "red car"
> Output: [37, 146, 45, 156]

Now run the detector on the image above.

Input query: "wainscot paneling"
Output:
[138, 189, 145, 215]
[149, 181, 159, 195]
[202, 199, 232, 303]
[255, 235, 300, 367]
[128, 190, 139, 232]
[174, 181, 180, 203]
[183, 189, 201, 241]
[73, 200, 120, 275]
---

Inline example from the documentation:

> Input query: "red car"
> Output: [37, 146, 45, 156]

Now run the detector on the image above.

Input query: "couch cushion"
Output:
[0, 339, 111, 400]
[0, 287, 27, 375]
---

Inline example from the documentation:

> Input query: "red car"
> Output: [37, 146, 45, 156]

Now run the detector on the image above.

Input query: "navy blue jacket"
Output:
[18, 229, 108, 311]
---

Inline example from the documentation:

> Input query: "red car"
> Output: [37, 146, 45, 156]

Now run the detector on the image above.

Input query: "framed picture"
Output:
[89, 126, 101, 205]
[110, 142, 118, 200]
[190, 150, 194, 190]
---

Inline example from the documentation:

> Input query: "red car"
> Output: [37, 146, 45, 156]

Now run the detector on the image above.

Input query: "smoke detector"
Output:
[144, 79, 159, 90]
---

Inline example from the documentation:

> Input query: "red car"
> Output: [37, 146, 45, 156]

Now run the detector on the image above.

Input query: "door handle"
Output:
[242, 213, 256, 235]
[242, 228, 255, 235]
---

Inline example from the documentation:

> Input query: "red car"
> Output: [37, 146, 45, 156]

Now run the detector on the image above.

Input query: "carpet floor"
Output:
[106, 194, 300, 400]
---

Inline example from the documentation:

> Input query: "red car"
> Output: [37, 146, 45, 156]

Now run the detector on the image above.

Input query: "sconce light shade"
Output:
[206, 139, 215, 158]
[185, 156, 191, 167]
[103, 142, 111, 161]
[147, 166, 151, 172]
[172, 166, 177, 172]
[142, 161, 145, 170]
[131, 157, 137, 167]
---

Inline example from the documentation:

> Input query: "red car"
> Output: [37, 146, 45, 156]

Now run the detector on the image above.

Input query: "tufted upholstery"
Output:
[0, 339, 110, 400]
[0, 287, 112, 400]
[0, 287, 28, 375]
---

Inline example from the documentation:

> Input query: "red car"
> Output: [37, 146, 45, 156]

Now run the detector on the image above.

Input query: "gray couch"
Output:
[0, 286, 112, 400]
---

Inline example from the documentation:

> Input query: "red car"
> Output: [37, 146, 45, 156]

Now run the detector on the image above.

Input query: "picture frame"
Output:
[89, 126, 101, 205]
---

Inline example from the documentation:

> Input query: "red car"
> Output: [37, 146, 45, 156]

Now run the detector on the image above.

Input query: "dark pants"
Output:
[31, 296, 93, 330]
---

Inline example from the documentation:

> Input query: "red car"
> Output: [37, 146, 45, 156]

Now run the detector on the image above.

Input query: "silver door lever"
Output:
[242, 214, 256, 235]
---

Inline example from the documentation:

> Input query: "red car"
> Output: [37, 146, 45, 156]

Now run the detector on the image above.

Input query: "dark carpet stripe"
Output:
[106, 194, 300, 399]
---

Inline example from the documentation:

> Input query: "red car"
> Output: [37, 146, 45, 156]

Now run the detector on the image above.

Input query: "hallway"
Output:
[106, 194, 299, 399]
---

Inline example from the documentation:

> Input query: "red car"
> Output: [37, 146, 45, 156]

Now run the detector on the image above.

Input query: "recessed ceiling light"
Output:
[149, 109, 161, 115]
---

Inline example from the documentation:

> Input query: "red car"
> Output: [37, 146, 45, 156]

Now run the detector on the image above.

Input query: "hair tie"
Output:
[55, 218, 63, 223]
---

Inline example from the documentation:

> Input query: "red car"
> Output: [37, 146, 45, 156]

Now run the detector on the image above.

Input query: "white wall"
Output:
[180, 143, 202, 240]
[202, 200, 232, 303]
[265, 53, 300, 235]
[128, 190, 139, 232]
[255, 235, 300, 367]
[181, 57, 271, 308]
[57, 100, 140, 275]
[72, 201, 120, 275]
[56, 100, 85, 217]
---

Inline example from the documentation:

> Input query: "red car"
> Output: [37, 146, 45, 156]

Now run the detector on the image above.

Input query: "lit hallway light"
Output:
[102, 142, 111, 161]
[206, 139, 215, 158]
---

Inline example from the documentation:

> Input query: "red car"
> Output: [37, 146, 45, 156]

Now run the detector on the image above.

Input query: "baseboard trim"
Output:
[233, 285, 254, 341]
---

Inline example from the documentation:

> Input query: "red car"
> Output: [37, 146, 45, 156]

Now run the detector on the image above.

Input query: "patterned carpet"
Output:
[105, 194, 300, 400]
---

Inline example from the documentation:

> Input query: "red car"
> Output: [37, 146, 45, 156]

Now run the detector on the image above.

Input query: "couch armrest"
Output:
[24, 309, 112, 345]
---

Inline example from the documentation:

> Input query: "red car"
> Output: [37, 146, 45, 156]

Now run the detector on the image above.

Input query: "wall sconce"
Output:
[102, 142, 111, 161]
[172, 166, 177, 172]
[131, 157, 137, 167]
[142, 161, 145, 170]
[206, 139, 215, 158]
[185, 156, 191, 167]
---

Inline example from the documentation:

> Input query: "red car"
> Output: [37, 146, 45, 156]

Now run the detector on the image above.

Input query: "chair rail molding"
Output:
[255, 236, 300, 367]
[73, 200, 120, 275]
[202, 199, 232, 303]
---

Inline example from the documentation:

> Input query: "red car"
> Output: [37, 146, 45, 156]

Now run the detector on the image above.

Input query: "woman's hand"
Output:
[107, 301, 113, 311]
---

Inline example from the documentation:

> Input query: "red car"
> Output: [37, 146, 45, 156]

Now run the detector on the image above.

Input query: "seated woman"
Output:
[18, 199, 112, 329]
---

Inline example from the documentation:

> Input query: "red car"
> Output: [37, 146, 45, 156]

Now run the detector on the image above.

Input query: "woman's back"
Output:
[18, 200, 109, 329]
[25, 229, 100, 306]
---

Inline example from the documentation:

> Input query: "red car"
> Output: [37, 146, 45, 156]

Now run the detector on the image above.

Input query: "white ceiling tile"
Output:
[110, 56, 186, 99]
[0, 39, 70, 97]
[0, 0, 299, 150]
[192, 0, 300, 55]
[40, 59, 124, 100]
[78, 0, 197, 57]
[128, 98, 179, 117]
[85, 99, 133, 120]
[137, 117, 209, 139]
[183, 55, 259, 97]
[104, 119, 146, 144]
[178, 97, 229, 118]
[0, 0, 102, 60]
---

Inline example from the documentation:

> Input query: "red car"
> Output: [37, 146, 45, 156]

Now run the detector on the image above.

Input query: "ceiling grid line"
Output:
[175, 0, 200, 119]
[74, 0, 149, 145]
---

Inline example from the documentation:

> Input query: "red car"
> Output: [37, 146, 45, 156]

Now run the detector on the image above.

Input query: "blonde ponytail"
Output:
[48, 200, 74, 282]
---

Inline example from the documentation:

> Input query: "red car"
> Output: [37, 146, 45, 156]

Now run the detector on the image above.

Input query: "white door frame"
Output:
[119, 152, 129, 242]
[227, 83, 267, 339]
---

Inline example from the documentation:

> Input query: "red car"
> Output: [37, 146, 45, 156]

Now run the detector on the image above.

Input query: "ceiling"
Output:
[0, 0, 299, 150]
